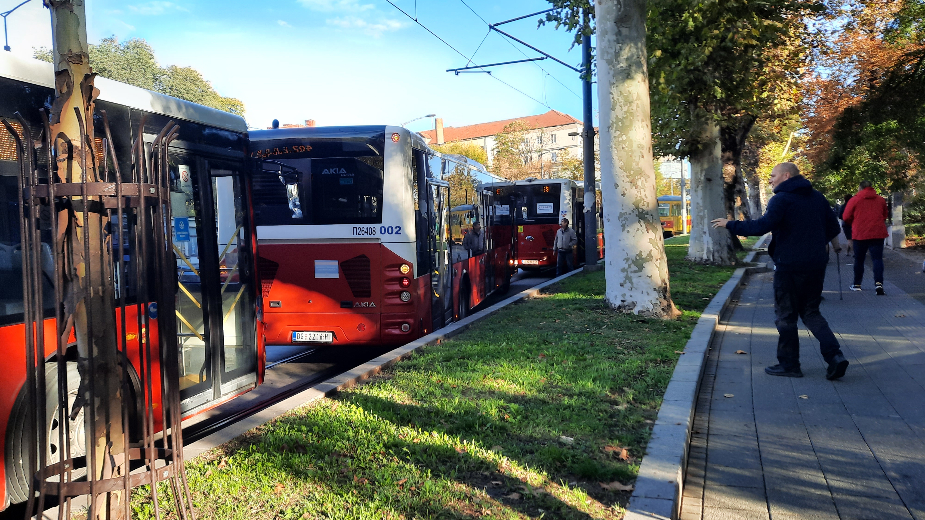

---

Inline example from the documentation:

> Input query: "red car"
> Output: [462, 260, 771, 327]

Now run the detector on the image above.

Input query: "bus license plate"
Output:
[522, 260, 539, 265]
[292, 331, 333, 343]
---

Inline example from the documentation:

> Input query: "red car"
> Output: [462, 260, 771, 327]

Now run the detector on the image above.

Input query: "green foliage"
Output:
[431, 142, 488, 166]
[432, 143, 489, 208]
[646, 0, 822, 158]
[490, 120, 535, 180]
[34, 37, 245, 117]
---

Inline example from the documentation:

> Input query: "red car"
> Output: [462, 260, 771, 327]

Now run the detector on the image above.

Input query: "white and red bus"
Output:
[0, 53, 264, 510]
[483, 178, 600, 270]
[250, 126, 514, 346]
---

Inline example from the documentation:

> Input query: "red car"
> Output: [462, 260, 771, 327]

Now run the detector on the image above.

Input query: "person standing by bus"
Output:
[842, 181, 889, 295]
[554, 217, 578, 275]
[462, 221, 486, 256]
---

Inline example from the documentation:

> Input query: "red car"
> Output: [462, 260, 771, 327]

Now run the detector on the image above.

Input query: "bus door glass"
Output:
[210, 167, 255, 391]
[427, 179, 451, 329]
[169, 152, 255, 410]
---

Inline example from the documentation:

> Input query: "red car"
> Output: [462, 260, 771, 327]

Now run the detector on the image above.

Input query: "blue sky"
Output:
[4, 0, 595, 132]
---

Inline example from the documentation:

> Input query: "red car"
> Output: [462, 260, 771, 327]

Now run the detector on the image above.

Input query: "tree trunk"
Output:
[687, 118, 737, 265]
[741, 140, 762, 217]
[595, 0, 677, 318]
[47, 1, 126, 518]
[720, 115, 756, 221]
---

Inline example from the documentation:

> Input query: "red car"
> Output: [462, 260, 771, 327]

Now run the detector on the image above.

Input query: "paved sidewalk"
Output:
[681, 248, 925, 520]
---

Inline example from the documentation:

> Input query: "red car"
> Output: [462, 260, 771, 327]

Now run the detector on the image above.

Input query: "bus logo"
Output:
[354, 301, 376, 308]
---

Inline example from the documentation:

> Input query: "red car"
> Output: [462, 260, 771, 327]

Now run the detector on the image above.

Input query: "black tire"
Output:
[458, 285, 469, 320]
[5, 362, 86, 504]
[499, 259, 511, 294]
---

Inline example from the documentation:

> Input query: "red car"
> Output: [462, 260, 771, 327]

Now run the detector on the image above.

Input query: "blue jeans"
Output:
[773, 269, 843, 370]
[853, 238, 884, 286]
[556, 249, 574, 276]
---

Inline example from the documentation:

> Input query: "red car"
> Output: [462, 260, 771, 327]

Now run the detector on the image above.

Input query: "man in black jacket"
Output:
[711, 162, 849, 380]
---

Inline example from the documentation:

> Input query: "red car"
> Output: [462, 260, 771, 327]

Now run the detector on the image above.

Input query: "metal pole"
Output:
[582, 9, 598, 268]
[681, 160, 688, 234]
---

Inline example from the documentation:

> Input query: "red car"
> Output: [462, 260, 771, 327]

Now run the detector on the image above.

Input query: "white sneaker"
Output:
[849, 285, 862, 291]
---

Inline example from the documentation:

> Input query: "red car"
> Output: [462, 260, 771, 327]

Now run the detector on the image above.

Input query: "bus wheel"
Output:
[458, 287, 469, 320]
[4, 362, 86, 504]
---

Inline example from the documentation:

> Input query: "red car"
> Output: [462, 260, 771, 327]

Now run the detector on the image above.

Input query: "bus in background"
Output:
[250, 126, 513, 347]
[658, 195, 690, 238]
[483, 178, 596, 271]
[0, 52, 263, 510]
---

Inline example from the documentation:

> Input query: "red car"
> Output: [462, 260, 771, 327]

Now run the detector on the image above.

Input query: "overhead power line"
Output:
[383, 0, 554, 110]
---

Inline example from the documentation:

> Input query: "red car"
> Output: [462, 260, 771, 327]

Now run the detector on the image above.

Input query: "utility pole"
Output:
[681, 160, 688, 234]
[581, 8, 598, 269]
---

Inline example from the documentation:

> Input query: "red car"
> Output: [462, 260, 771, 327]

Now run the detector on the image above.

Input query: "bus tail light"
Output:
[400, 277, 410, 288]
[400, 291, 411, 302]
[399, 263, 411, 274]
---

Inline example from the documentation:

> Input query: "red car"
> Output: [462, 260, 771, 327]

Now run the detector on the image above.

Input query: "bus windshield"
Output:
[252, 133, 385, 226]
[519, 184, 561, 223]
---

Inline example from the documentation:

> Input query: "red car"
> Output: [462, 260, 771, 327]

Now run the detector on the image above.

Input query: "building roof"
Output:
[420, 110, 581, 143]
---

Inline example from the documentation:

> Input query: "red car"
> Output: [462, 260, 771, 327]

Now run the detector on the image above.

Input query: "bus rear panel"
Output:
[251, 126, 425, 346]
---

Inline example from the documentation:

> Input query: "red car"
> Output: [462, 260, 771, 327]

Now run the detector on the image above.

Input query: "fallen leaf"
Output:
[274, 483, 285, 495]
[538, 353, 547, 359]
[559, 435, 574, 444]
[674, 351, 685, 354]
[396, 478, 407, 487]
[204, 470, 212, 478]
[735, 350, 747, 355]
[504, 492, 522, 500]
[217, 458, 228, 470]
[724, 394, 734, 398]
[799, 395, 809, 399]
[600, 481, 634, 492]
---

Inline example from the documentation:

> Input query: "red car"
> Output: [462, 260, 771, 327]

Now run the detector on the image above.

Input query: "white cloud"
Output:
[277, 20, 292, 28]
[127, 2, 189, 16]
[326, 16, 404, 36]
[297, 0, 375, 13]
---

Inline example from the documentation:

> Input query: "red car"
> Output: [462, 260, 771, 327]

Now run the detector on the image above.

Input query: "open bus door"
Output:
[426, 179, 452, 330]
[168, 150, 257, 413]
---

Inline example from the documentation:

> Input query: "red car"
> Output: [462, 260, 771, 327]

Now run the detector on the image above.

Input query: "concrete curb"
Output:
[625, 235, 770, 520]
[183, 267, 587, 460]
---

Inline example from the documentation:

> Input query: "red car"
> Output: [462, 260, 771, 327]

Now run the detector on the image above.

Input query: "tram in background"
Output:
[483, 178, 601, 271]
[249, 126, 514, 346]
[657, 195, 690, 238]
[0, 53, 264, 510]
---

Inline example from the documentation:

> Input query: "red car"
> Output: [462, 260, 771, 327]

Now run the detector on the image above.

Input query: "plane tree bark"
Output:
[45, 1, 126, 518]
[595, 0, 678, 317]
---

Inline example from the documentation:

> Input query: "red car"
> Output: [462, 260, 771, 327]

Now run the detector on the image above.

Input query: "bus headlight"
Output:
[400, 291, 411, 302]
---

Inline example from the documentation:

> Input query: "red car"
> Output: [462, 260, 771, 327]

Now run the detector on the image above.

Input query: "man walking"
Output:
[711, 162, 849, 380]
[842, 181, 889, 295]
[554, 217, 578, 276]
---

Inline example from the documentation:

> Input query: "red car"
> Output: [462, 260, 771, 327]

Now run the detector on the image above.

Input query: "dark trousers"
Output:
[852, 238, 884, 286]
[556, 249, 574, 276]
[773, 268, 843, 370]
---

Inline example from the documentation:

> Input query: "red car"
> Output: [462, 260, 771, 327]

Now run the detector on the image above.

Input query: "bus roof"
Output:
[0, 52, 247, 133]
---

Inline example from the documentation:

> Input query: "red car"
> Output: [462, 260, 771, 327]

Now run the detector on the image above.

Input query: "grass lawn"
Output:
[132, 238, 761, 520]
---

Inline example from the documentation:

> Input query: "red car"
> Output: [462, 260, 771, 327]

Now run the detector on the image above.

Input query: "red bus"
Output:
[249, 126, 514, 346]
[0, 52, 264, 510]
[483, 178, 600, 270]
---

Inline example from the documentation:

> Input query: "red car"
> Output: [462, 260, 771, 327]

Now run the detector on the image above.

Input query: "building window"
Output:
[551, 133, 557, 144]
[551, 152, 558, 162]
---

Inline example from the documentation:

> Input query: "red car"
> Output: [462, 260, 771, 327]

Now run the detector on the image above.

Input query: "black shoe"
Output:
[826, 354, 849, 380]
[765, 364, 803, 378]
[876, 283, 885, 296]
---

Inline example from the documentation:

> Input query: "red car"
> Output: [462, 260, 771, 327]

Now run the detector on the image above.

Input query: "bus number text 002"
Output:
[351, 226, 402, 236]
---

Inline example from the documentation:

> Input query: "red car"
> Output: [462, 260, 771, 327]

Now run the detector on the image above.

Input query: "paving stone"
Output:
[703, 485, 768, 512]
[702, 506, 769, 520]
[832, 493, 914, 520]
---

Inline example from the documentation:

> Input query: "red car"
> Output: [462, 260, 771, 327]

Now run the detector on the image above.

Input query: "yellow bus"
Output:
[658, 195, 690, 238]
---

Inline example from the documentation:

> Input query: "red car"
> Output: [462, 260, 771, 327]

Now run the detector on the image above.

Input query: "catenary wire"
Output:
[384, 0, 554, 110]
[458, 0, 583, 100]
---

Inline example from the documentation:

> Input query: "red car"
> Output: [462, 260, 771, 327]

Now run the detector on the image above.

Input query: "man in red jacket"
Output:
[842, 181, 889, 295]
